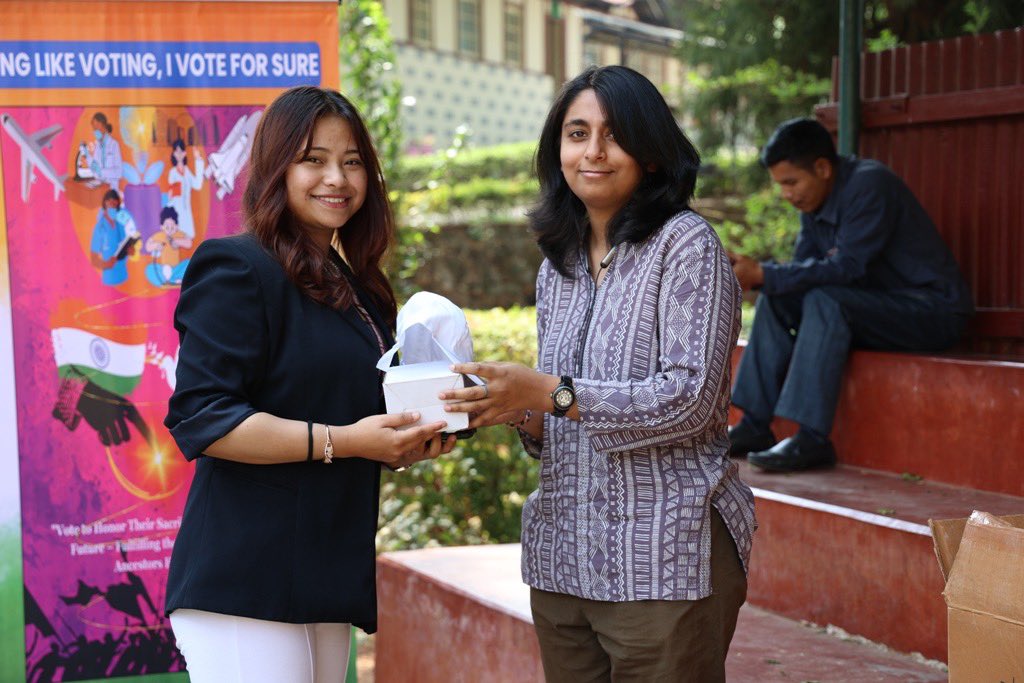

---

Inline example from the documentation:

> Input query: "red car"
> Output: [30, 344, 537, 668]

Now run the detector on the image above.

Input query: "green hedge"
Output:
[392, 141, 537, 193]
[377, 307, 540, 551]
[401, 176, 539, 213]
[713, 188, 800, 263]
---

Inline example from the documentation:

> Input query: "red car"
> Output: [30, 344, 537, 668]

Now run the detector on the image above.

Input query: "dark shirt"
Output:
[164, 233, 392, 631]
[761, 156, 973, 315]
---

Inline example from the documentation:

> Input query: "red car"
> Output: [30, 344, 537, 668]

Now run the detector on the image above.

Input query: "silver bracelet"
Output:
[323, 424, 334, 464]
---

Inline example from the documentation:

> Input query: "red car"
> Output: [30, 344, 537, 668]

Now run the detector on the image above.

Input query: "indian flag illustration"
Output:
[51, 312, 147, 397]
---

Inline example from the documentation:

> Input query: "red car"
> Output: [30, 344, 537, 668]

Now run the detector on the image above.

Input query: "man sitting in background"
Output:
[729, 117, 973, 472]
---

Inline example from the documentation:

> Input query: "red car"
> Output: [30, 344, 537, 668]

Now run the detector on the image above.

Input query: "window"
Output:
[583, 42, 601, 68]
[504, 3, 523, 66]
[458, 0, 481, 59]
[410, 0, 432, 47]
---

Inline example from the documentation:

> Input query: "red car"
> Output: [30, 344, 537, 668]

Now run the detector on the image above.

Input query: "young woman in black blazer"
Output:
[163, 86, 456, 683]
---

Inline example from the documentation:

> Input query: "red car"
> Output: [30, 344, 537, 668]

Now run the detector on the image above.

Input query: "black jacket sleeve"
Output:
[165, 238, 269, 461]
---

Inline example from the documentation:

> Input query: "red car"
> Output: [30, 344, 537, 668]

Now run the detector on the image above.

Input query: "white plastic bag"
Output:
[376, 292, 480, 383]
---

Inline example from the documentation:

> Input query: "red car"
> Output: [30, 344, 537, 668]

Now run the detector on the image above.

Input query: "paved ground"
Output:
[355, 634, 375, 682]
[355, 606, 948, 683]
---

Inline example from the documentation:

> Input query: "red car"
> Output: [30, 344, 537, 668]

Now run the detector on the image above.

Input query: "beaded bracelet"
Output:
[507, 409, 532, 429]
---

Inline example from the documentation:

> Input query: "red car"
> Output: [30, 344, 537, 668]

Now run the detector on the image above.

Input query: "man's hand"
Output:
[729, 252, 765, 291]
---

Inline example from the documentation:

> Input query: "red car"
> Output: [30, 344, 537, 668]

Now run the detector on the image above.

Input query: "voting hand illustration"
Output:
[52, 372, 153, 446]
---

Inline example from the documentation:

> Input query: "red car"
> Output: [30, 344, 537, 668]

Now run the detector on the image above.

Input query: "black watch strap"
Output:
[551, 375, 576, 418]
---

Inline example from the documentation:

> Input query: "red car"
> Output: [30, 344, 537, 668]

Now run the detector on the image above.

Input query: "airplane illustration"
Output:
[0, 112, 67, 202]
[205, 110, 262, 200]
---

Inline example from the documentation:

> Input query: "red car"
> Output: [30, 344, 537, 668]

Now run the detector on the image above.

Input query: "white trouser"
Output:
[170, 609, 351, 683]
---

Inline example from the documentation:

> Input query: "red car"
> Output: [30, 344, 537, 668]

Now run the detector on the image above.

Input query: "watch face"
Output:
[554, 387, 574, 410]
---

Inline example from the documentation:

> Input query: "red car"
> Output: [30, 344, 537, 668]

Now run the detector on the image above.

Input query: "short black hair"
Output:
[102, 189, 120, 205]
[160, 206, 179, 224]
[529, 65, 700, 278]
[760, 117, 839, 170]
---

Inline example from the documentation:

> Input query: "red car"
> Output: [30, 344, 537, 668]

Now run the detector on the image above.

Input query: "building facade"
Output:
[380, 0, 685, 151]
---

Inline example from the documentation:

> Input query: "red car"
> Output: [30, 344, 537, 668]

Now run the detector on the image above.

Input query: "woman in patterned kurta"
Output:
[443, 66, 756, 682]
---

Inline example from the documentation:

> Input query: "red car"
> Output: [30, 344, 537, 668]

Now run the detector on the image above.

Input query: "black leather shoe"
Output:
[747, 434, 837, 472]
[728, 421, 776, 457]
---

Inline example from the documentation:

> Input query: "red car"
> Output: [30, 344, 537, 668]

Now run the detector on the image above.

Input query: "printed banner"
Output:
[0, 41, 323, 90]
[0, 3, 339, 681]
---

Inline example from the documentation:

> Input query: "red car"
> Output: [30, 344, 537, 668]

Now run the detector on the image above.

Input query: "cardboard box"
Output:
[929, 512, 1024, 681]
[382, 361, 469, 433]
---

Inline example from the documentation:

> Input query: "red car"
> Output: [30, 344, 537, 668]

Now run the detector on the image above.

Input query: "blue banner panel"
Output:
[0, 41, 322, 89]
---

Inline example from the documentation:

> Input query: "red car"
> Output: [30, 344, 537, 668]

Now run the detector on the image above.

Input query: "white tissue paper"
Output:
[376, 292, 478, 432]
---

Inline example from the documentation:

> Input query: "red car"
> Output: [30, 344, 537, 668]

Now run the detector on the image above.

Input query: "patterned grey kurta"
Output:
[520, 210, 756, 602]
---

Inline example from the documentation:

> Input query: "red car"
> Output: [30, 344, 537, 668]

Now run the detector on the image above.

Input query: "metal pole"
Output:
[838, 0, 862, 156]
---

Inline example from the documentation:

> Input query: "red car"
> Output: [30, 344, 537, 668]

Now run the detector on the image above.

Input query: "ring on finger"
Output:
[481, 383, 489, 399]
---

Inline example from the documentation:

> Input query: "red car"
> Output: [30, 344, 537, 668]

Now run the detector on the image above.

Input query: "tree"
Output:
[338, 0, 403, 182]
[670, 0, 1023, 153]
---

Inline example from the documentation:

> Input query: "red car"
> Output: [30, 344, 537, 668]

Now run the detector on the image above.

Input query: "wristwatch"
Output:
[550, 376, 576, 417]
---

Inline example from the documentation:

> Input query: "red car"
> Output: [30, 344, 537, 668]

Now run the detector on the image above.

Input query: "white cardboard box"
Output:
[382, 361, 469, 433]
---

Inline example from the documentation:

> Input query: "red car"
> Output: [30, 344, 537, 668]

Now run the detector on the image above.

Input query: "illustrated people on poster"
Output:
[89, 189, 139, 287]
[75, 140, 99, 185]
[145, 206, 192, 287]
[85, 113, 123, 191]
[27, 643, 63, 683]
[167, 138, 204, 238]
[120, 106, 165, 243]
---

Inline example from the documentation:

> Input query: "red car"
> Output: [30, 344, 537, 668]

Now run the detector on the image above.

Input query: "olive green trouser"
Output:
[530, 508, 747, 683]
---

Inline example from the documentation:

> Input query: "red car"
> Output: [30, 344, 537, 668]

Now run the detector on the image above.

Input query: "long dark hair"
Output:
[242, 86, 397, 324]
[529, 66, 700, 278]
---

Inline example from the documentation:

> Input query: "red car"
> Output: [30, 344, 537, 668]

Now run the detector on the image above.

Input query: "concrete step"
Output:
[741, 460, 1024, 660]
[730, 344, 1024, 496]
[376, 544, 948, 682]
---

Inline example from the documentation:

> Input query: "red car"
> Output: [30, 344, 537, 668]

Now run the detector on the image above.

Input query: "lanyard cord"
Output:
[574, 244, 618, 376]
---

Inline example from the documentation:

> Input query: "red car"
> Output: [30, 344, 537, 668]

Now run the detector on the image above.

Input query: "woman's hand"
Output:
[440, 362, 558, 429]
[393, 430, 458, 470]
[345, 412, 456, 468]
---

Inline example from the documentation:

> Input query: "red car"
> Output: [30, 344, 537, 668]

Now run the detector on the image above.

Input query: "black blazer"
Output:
[164, 233, 392, 632]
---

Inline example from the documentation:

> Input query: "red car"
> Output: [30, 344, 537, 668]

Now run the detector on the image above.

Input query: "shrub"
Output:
[400, 177, 539, 214]
[377, 307, 540, 552]
[713, 188, 800, 263]
[392, 141, 537, 192]
[696, 150, 771, 199]
[337, 1, 403, 182]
